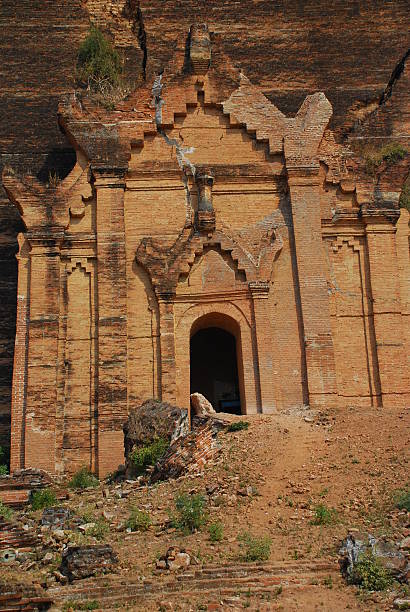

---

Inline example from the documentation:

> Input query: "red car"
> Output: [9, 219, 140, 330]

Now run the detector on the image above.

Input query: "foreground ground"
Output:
[1, 403, 409, 610]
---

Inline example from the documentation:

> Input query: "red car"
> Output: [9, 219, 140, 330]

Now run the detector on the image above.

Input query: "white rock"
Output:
[190, 393, 216, 417]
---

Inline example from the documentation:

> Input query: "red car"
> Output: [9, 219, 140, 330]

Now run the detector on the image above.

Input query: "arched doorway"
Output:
[190, 325, 242, 414]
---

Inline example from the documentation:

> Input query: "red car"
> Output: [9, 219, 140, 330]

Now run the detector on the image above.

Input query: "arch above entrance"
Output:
[174, 302, 259, 415]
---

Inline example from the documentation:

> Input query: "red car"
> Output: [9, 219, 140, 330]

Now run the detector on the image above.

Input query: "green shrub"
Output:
[311, 503, 338, 526]
[394, 488, 410, 512]
[238, 531, 271, 562]
[227, 421, 249, 433]
[86, 518, 109, 541]
[170, 493, 208, 534]
[208, 521, 223, 542]
[31, 488, 57, 511]
[0, 465, 7, 476]
[126, 507, 152, 532]
[69, 467, 99, 490]
[348, 553, 392, 591]
[63, 600, 100, 611]
[362, 142, 407, 175]
[0, 500, 13, 520]
[130, 437, 168, 475]
[76, 25, 122, 90]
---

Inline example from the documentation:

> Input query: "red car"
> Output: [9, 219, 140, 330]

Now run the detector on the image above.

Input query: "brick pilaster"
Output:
[10, 234, 30, 472]
[287, 166, 337, 406]
[249, 281, 277, 413]
[24, 228, 64, 472]
[94, 168, 129, 476]
[157, 292, 177, 403]
[363, 210, 409, 407]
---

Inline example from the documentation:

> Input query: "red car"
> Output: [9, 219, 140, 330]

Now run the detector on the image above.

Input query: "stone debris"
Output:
[41, 506, 71, 530]
[60, 545, 118, 581]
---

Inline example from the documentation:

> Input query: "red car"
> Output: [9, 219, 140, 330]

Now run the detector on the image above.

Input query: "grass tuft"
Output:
[130, 437, 168, 475]
[208, 521, 224, 542]
[238, 531, 272, 562]
[69, 467, 99, 490]
[126, 507, 152, 532]
[226, 421, 249, 433]
[0, 500, 13, 520]
[311, 503, 338, 525]
[170, 493, 208, 534]
[31, 488, 57, 511]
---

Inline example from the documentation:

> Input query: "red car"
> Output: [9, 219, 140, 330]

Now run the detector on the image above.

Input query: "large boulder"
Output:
[60, 545, 118, 581]
[123, 399, 189, 476]
[339, 533, 409, 584]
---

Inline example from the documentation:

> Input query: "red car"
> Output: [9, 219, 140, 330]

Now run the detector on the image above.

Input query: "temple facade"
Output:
[3, 25, 409, 476]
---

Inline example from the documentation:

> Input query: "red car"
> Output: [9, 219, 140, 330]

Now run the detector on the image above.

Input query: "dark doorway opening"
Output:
[190, 327, 241, 414]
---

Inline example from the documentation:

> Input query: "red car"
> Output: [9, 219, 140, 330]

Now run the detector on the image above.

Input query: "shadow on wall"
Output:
[36, 147, 77, 184]
[0, 188, 25, 458]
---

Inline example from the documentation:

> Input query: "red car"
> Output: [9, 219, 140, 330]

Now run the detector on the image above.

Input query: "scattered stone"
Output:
[400, 537, 410, 550]
[78, 522, 95, 533]
[41, 506, 71, 530]
[237, 485, 254, 497]
[190, 392, 216, 417]
[394, 598, 410, 610]
[53, 529, 66, 541]
[156, 546, 191, 571]
[42, 552, 53, 564]
[60, 545, 118, 581]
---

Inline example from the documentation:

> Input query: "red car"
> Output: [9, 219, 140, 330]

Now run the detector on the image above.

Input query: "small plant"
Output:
[208, 521, 223, 542]
[47, 170, 60, 189]
[31, 488, 57, 511]
[86, 518, 109, 541]
[130, 437, 168, 475]
[360, 142, 407, 175]
[0, 500, 13, 520]
[238, 531, 272, 562]
[77, 25, 122, 90]
[126, 506, 152, 532]
[170, 493, 208, 534]
[323, 575, 333, 589]
[394, 488, 410, 512]
[348, 553, 392, 591]
[69, 467, 99, 490]
[63, 601, 100, 611]
[311, 503, 338, 526]
[226, 420, 249, 432]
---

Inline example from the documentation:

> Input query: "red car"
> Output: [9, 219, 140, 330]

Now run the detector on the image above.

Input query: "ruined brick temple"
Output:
[2, 23, 409, 476]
